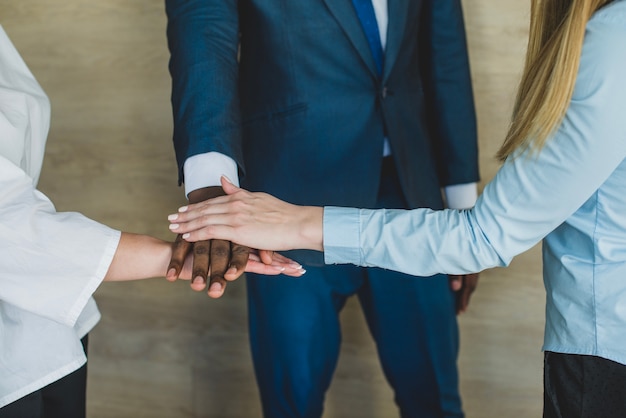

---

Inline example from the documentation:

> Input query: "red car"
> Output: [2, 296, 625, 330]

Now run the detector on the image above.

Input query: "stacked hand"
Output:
[167, 177, 479, 313]
[166, 184, 305, 298]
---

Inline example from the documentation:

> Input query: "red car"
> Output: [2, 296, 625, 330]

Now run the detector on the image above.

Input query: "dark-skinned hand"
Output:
[166, 186, 250, 298]
[449, 273, 479, 315]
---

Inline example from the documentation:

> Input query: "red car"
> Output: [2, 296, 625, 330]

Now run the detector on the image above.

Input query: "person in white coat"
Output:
[0, 26, 301, 417]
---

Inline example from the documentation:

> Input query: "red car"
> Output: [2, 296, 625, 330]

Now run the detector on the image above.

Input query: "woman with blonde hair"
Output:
[169, 0, 626, 414]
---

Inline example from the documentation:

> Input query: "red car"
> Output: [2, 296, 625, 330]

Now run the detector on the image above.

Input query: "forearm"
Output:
[323, 206, 506, 276]
[104, 232, 172, 282]
[166, 0, 242, 181]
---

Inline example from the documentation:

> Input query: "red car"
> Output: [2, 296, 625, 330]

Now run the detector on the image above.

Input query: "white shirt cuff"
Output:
[183, 152, 240, 197]
[443, 182, 478, 209]
[323, 206, 362, 265]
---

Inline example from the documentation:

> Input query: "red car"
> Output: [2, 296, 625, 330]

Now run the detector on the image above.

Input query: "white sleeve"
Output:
[0, 157, 121, 327]
[443, 182, 478, 209]
[183, 152, 240, 197]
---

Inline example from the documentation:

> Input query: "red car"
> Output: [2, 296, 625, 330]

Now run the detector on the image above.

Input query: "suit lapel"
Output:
[383, 0, 410, 81]
[323, 0, 379, 79]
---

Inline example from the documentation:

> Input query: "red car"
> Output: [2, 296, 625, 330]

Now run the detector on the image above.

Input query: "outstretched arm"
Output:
[107, 232, 303, 285]
[105, 233, 181, 282]
[169, 177, 323, 251]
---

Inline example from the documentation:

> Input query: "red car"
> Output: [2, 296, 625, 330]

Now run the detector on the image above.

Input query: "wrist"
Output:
[298, 206, 324, 251]
[188, 186, 225, 204]
[105, 233, 172, 281]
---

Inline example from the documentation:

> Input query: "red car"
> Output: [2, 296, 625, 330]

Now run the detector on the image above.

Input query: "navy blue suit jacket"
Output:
[166, 0, 479, 210]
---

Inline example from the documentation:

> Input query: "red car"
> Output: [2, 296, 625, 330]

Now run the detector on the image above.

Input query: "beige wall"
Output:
[2, 2, 544, 417]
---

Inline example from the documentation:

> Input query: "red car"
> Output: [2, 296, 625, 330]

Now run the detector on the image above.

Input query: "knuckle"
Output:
[232, 200, 247, 210]
[212, 246, 230, 258]
[194, 244, 210, 255]
[232, 246, 250, 256]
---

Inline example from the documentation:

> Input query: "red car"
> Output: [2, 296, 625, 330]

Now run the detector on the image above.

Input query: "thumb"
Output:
[259, 250, 275, 265]
[449, 275, 462, 292]
[221, 176, 241, 195]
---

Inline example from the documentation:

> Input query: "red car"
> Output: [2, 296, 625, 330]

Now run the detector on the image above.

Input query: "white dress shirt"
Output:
[183, 0, 477, 209]
[324, 1, 626, 365]
[0, 27, 121, 407]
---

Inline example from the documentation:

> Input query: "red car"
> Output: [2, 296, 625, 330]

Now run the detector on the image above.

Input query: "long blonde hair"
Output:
[497, 0, 613, 161]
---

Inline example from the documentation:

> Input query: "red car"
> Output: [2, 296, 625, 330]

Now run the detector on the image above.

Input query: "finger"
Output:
[221, 175, 241, 194]
[244, 252, 305, 277]
[191, 240, 210, 291]
[224, 244, 250, 281]
[259, 249, 274, 265]
[457, 285, 472, 315]
[449, 275, 462, 292]
[167, 235, 193, 282]
[245, 259, 285, 275]
[281, 265, 306, 277]
[271, 252, 303, 270]
[459, 274, 479, 314]
[169, 200, 230, 224]
[207, 278, 227, 298]
[467, 274, 480, 292]
[243, 259, 306, 277]
[172, 221, 236, 243]
[207, 239, 230, 298]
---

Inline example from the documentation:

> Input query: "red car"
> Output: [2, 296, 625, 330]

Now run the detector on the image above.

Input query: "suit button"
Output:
[381, 86, 392, 99]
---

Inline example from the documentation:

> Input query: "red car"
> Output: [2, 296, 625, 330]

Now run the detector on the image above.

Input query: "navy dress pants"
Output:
[246, 158, 463, 418]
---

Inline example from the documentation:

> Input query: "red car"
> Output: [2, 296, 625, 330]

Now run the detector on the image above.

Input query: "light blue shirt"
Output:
[323, 1, 626, 365]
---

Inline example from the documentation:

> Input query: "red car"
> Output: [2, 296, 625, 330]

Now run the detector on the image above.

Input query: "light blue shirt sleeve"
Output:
[324, 13, 626, 277]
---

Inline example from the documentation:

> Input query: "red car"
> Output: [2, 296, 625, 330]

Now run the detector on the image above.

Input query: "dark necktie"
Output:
[351, 0, 384, 77]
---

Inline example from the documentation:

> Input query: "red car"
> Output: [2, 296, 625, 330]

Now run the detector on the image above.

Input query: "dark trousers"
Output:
[544, 351, 626, 418]
[0, 335, 89, 418]
[246, 158, 462, 418]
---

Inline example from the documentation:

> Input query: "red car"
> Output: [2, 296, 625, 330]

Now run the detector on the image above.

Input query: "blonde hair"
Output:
[497, 0, 613, 161]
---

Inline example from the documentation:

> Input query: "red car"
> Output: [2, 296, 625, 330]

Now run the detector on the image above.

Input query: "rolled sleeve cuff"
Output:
[323, 206, 362, 265]
[444, 182, 478, 209]
[183, 152, 239, 197]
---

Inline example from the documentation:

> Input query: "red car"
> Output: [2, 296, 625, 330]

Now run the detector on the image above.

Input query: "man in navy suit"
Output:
[165, 1, 479, 417]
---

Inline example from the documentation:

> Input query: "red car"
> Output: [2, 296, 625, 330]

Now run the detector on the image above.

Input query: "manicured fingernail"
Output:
[178, 206, 188, 212]
[169, 224, 179, 230]
[222, 175, 233, 184]
[272, 266, 286, 271]
[182, 233, 190, 239]
[168, 214, 178, 221]
[290, 263, 303, 269]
